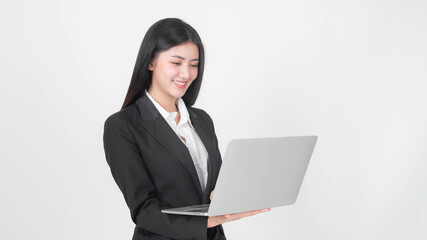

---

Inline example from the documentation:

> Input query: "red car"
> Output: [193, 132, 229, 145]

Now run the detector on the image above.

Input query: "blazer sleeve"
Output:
[103, 113, 209, 240]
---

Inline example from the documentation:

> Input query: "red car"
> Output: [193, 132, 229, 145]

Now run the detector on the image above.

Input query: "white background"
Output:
[1, 0, 426, 239]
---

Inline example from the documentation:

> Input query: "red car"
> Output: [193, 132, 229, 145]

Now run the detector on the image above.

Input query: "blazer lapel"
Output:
[187, 108, 217, 202]
[135, 95, 204, 198]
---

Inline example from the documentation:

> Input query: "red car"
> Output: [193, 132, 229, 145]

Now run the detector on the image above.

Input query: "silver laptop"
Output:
[161, 135, 317, 217]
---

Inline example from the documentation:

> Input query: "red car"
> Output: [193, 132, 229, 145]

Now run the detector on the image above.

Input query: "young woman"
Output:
[103, 18, 269, 240]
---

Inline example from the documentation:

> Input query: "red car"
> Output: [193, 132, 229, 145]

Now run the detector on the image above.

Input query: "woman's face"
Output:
[148, 42, 199, 104]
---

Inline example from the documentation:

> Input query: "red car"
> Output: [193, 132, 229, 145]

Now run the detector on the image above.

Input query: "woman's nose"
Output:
[179, 66, 190, 79]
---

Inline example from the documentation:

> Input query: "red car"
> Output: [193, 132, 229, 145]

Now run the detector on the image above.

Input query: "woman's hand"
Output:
[207, 190, 271, 228]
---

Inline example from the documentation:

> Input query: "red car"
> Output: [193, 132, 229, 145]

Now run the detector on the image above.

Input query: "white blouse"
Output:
[145, 91, 209, 192]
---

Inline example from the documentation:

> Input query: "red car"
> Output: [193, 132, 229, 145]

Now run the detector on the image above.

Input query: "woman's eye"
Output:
[172, 62, 181, 65]
[191, 64, 198, 68]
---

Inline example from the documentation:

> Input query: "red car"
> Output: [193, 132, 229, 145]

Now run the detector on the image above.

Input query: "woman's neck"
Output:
[147, 89, 178, 112]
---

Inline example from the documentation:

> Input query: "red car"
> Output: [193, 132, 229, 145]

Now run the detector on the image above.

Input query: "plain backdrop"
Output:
[1, 0, 426, 239]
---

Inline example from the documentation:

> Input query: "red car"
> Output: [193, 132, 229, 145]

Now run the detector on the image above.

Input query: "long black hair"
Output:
[121, 18, 205, 109]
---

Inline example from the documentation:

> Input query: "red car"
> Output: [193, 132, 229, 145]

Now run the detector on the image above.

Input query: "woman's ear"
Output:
[148, 60, 154, 71]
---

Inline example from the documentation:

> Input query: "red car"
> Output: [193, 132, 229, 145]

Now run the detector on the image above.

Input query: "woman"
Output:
[103, 18, 269, 240]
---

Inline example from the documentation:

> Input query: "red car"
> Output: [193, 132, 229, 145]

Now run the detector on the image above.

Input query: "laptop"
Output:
[161, 135, 317, 217]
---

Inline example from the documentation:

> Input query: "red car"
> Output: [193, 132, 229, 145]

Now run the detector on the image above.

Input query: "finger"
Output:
[230, 208, 270, 217]
[251, 208, 270, 214]
[254, 208, 270, 214]
[215, 208, 271, 225]
[227, 209, 270, 219]
[230, 211, 258, 218]
[231, 212, 256, 220]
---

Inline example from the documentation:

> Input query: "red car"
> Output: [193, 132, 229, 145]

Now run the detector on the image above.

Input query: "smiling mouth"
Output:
[173, 80, 187, 88]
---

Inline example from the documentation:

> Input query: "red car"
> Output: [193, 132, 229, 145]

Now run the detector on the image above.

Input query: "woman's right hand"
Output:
[207, 190, 271, 228]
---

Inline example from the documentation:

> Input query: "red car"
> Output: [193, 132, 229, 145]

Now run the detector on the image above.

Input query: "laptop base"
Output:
[161, 204, 210, 216]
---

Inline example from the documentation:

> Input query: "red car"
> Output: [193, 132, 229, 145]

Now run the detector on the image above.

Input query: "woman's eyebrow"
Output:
[171, 55, 199, 61]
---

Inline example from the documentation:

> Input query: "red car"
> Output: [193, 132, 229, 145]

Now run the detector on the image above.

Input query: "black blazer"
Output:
[103, 93, 226, 240]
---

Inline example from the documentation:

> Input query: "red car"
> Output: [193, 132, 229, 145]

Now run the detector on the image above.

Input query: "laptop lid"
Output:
[207, 135, 317, 216]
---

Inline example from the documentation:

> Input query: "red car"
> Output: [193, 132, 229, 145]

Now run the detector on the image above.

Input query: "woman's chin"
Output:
[170, 88, 188, 98]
